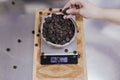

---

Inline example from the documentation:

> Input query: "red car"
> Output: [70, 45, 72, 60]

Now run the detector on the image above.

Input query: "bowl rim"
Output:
[41, 13, 77, 48]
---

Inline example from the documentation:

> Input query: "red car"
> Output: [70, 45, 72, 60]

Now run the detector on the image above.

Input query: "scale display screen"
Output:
[41, 55, 78, 65]
[51, 57, 68, 63]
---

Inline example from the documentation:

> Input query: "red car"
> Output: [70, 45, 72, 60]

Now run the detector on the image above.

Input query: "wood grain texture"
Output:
[32, 8, 87, 80]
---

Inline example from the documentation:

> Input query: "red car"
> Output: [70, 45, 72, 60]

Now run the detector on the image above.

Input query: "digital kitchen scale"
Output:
[40, 16, 79, 65]
[33, 8, 87, 80]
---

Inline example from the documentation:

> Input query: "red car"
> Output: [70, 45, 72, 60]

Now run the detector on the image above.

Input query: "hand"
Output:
[63, 0, 102, 19]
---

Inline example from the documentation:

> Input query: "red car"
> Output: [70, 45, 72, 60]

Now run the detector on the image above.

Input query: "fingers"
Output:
[63, 0, 87, 10]
[63, 14, 73, 19]
[63, 8, 79, 19]
[63, 0, 76, 10]
[66, 8, 80, 15]
[63, 1, 71, 10]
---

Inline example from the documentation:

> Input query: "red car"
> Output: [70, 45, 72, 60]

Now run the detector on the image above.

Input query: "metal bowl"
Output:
[41, 13, 77, 48]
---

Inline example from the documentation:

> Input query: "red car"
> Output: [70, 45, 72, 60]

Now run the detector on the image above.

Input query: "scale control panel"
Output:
[41, 53, 80, 65]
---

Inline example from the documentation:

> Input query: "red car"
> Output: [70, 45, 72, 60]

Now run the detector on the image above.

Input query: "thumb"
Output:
[66, 8, 80, 15]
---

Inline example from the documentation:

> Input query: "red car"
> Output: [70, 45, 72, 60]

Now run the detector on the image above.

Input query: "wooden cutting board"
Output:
[32, 8, 87, 80]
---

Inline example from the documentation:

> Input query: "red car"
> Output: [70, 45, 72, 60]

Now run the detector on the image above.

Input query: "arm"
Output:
[98, 9, 120, 25]
[63, 0, 120, 25]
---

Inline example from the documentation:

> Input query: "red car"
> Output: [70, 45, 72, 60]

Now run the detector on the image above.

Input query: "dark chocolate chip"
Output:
[13, 65, 17, 69]
[47, 13, 50, 15]
[49, 8, 52, 11]
[73, 51, 77, 54]
[39, 12, 42, 15]
[62, 7, 70, 15]
[59, 9, 62, 12]
[11, 1, 15, 5]
[35, 43, 38, 47]
[17, 39, 22, 43]
[6, 48, 11, 52]
[64, 49, 68, 52]
[36, 34, 40, 37]
[32, 30, 35, 34]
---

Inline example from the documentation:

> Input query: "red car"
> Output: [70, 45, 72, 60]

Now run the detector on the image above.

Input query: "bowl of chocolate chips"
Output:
[41, 13, 77, 48]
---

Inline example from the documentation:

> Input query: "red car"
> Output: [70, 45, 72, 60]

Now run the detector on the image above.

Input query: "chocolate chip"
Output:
[35, 43, 38, 47]
[39, 12, 42, 15]
[13, 65, 17, 69]
[47, 13, 50, 15]
[73, 51, 77, 54]
[65, 49, 68, 52]
[6, 48, 11, 52]
[49, 8, 52, 11]
[11, 1, 15, 5]
[36, 34, 40, 37]
[17, 39, 22, 43]
[62, 7, 70, 15]
[59, 9, 62, 12]
[32, 30, 35, 34]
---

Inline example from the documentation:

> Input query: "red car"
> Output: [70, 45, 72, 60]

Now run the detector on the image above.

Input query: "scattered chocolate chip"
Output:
[17, 39, 22, 43]
[42, 13, 75, 45]
[77, 30, 79, 33]
[11, 1, 15, 5]
[39, 11, 42, 15]
[6, 48, 11, 52]
[36, 34, 40, 37]
[59, 9, 62, 12]
[64, 49, 68, 52]
[47, 13, 50, 15]
[49, 8, 52, 11]
[62, 7, 70, 15]
[35, 43, 38, 47]
[13, 65, 17, 69]
[73, 50, 77, 54]
[32, 30, 35, 34]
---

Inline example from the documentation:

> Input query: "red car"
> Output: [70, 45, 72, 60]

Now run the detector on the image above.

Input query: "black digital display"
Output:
[41, 55, 78, 65]
[51, 57, 68, 63]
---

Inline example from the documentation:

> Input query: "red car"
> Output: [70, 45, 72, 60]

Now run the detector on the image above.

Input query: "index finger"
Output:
[63, 1, 71, 10]
[63, 0, 77, 10]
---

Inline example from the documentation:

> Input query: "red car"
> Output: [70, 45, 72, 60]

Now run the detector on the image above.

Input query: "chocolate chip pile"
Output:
[42, 13, 75, 45]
